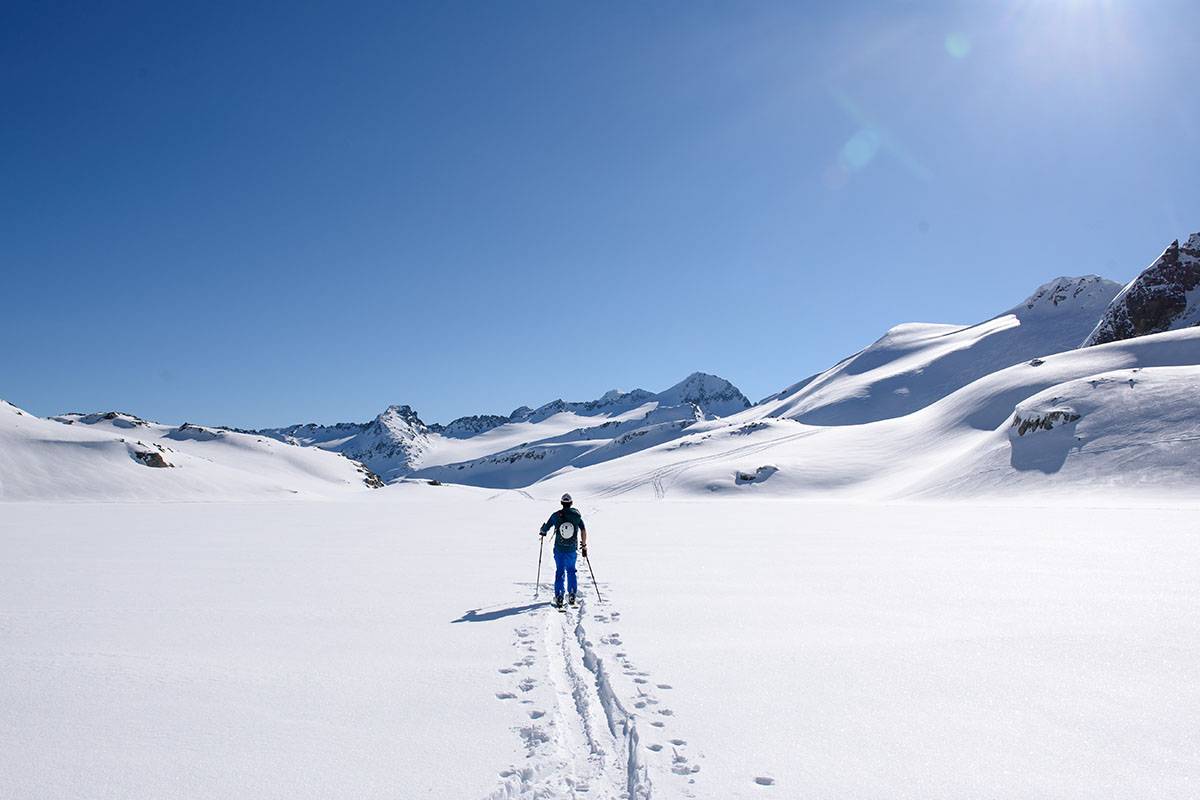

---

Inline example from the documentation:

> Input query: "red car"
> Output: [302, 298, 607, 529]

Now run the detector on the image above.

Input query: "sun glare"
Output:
[997, 0, 1139, 91]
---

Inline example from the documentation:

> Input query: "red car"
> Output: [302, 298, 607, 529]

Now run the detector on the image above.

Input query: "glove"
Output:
[539, 530, 546, 537]
[581, 545, 588, 557]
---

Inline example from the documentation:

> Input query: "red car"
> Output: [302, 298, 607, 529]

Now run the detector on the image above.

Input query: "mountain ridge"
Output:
[5, 230, 1199, 502]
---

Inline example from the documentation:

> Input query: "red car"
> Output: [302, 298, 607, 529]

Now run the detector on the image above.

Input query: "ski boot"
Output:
[554, 594, 564, 610]
[568, 592, 577, 607]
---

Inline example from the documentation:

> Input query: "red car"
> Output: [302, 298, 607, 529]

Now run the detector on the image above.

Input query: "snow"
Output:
[0, 403, 377, 502]
[2, 493, 1197, 798]
[542, 327, 1200, 503]
[754, 276, 1120, 427]
[3, 261, 1199, 795]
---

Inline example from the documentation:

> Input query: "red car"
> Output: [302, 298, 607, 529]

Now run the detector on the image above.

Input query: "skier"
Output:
[539, 493, 587, 609]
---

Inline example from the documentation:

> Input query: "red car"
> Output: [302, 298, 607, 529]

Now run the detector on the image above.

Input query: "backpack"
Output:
[557, 512, 577, 542]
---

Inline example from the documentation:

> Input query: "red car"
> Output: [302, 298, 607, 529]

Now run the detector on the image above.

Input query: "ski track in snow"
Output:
[594, 428, 818, 499]
[485, 590, 700, 799]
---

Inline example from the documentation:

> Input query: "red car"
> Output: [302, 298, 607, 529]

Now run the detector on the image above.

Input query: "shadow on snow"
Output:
[451, 601, 549, 623]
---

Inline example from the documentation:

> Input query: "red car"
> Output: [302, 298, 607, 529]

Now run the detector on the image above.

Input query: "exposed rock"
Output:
[359, 467, 385, 489]
[432, 414, 511, 438]
[252, 372, 752, 483]
[1011, 409, 1082, 436]
[656, 372, 752, 417]
[736, 465, 779, 484]
[1084, 233, 1200, 346]
[55, 411, 151, 429]
[133, 449, 172, 468]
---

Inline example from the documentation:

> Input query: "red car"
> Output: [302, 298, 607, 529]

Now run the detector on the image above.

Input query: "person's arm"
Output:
[538, 512, 557, 536]
[580, 520, 587, 555]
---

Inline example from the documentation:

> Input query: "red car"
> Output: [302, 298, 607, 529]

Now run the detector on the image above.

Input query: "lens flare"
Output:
[945, 32, 971, 59]
[841, 129, 882, 170]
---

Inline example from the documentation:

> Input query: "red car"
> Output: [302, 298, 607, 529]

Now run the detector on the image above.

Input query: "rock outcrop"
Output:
[1084, 233, 1200, 346]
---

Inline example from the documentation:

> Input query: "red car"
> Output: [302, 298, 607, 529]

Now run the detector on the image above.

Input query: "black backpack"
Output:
[556, 508, 579, 545]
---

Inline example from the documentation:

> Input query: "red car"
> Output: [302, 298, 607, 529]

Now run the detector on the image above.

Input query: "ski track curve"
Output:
[593, 428, 818, 499]
[486, 592, 700, 799]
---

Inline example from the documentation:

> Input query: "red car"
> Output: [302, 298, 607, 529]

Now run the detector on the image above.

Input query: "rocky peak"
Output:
[1015, 276, 1122, 317]
[656, 372, 751, 417]
[434, 414, 512, 438]
[375, 404, 427, 430]
[1083, 233, 1200, 347]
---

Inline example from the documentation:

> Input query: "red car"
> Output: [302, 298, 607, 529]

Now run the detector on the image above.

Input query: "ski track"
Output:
[486, 590, 700, 799]
[594, 428, 818, 499]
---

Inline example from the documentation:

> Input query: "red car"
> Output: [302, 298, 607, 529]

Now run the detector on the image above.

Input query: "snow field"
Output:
[3, 489, 1198, 798]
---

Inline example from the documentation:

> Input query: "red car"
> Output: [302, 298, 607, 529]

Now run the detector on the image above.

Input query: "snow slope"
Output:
[916, 363, 1200, 498]
[2, 494, 1197, 798]
[0, 402, 379, 502]
[757, 275, 1121, 426]
[545, 327, 1200, 503]
[260, 373, 751, 485]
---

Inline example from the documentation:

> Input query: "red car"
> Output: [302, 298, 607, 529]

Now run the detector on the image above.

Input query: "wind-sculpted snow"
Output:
[917, 362, 1200, 496]
[0, 402, 381, 501]
[756, 275, 1121, 426]
[548, 327, 1200, 502]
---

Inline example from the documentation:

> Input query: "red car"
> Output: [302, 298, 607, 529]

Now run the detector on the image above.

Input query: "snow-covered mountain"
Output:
[755, 275, 1122, 426]
[547, 326, 1200, 501]
[255, 372, 751, 484]
[1083, 233, 1200, 346]
[0, 403, 381, 502]
[5, 232, 1200, 503]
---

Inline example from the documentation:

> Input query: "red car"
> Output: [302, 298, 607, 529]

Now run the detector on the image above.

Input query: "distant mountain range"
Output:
[253, 372, 752, 485]
[3, 231, 1199, 502]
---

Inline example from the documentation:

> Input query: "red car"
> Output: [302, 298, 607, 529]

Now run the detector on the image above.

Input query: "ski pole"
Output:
[584, 552, 602, 603]
[534, 534, 546, 600]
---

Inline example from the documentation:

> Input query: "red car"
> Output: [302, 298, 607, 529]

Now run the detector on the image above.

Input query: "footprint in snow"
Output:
[528, 709, 545, 719]
[496, 692, 516, 700]
[647, 744, 664, 752]
[518, 678, 536, 692]
[670, 738, 686, 746]
[670, 749, 700, 775]
[754, 776, 776, 786]
[520, 725, 549, 749]
[650, 721, 665, 728]
[657, 683, 672, 690]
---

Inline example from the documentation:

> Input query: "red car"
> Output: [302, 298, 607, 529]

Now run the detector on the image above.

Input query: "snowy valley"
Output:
[3, 233, 1200, 799]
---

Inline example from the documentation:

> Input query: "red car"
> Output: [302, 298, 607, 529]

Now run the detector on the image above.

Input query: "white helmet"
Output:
[561, 493, 573, 504]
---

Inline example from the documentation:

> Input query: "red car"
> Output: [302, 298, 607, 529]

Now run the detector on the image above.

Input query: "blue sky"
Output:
[3, 0, 1199, 428]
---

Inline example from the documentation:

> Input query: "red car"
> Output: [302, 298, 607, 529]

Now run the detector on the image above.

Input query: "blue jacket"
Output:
[541, 507, 585, 553]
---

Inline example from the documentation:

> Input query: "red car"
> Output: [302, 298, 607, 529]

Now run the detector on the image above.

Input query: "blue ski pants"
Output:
[553, 551, 578, 598]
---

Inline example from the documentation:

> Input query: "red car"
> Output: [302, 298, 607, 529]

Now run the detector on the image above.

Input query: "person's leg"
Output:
[565, 551, 578, 597]
[553, 552, 566, 600]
